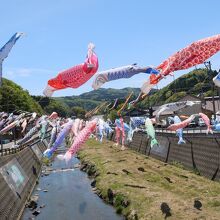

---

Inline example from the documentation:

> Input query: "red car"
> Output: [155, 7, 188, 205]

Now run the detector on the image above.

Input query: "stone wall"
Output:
[0, 137, 50, 220]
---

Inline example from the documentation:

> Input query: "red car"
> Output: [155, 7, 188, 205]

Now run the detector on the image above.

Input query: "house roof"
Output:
[123, 107, 149, 116]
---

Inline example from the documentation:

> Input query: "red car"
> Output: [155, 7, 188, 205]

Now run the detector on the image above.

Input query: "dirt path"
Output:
[78, 139, 220, 220]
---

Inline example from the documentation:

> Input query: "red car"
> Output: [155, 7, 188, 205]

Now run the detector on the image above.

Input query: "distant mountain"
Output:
[55, 87, 143, 110]
[78, 87, 141, 101]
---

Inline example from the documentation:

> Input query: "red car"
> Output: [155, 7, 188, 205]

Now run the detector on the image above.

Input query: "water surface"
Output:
[22, 156, 123, 220]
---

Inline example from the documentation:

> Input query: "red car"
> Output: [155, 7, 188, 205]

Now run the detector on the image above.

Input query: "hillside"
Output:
[0, 78, 43, 114]
[55, 87, 142, 110]
[139, 68, 218, 108]
[79, 87, 141, 101]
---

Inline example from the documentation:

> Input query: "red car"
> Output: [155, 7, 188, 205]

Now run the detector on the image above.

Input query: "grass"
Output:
[208, 200, 220, 207]
[78, 138, 220, 220]
[170, 160, 185, 169]
[41, 157, 50, 166]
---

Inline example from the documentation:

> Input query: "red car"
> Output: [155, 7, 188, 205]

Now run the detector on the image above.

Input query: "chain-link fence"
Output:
[109, 129, 220, 181]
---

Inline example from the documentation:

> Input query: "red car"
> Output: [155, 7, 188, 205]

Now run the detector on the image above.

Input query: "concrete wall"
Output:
[0, 137, 50, 220]
[111, 131, 220, 181]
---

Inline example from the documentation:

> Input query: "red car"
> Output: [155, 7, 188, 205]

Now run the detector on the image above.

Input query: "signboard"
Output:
[0, 158, 28, 196]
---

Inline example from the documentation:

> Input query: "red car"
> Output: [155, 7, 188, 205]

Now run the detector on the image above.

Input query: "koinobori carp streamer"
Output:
[92, 64, 158, 90]
[141, 34, 220, 94]
[43, 43, 99, 96]
[62, 119, 97, 163]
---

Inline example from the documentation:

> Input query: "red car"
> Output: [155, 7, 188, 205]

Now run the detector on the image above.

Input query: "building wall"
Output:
[204, 99, 220, 113]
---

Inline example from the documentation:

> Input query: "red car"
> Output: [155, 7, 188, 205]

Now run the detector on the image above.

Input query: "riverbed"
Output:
[22, 156, 123, 220]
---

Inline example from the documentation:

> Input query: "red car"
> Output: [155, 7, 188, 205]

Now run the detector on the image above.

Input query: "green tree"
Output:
[70, 106, 86, 118]
[32, 95, 50, 108]
[107, 110, 118, 122]
[139, 68, 218, 108]
[44, 99, 69, 117]
[0, 78, 43, 113]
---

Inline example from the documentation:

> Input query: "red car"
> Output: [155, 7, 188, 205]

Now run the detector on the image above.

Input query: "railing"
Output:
[0, 130, 51, 156]
[155, 127, 220, 139]
[112, 127, 220, 181]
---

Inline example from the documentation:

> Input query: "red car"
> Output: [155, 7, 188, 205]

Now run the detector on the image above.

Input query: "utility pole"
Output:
[204, 61, 216, 119]
[218, 69, 220, 113]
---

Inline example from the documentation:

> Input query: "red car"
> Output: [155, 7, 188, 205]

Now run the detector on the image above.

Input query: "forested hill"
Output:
[55, 87, 142, 110]
[31, 87, 143, 117]
[139, 68, 218, 108]
[79, 87, 141, 100]
[0, 78, 43, 114]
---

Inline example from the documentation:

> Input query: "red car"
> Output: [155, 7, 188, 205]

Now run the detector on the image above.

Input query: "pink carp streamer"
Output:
[63, 119, 97, 163]
[141, 34, 220, 94]
[78, 119, 84, 131]
[115, 118, 125, 146]
[199, 113, 213, 134]
[72, 118, 80, 136]
[49, 112, 58, 119]
[167, 115, 195, 131]
[43, 43, 98, 96]
[0, 113, 25, 134]
[21, 119, 27, 133]
[69, 118, 82, 142]
[0, 120, 19, 134]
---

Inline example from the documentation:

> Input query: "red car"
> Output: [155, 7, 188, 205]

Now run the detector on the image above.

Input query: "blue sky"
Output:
[1, 0, 220, 97]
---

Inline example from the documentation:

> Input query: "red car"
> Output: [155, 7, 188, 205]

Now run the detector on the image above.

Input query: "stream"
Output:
[22, 155, 123, 220]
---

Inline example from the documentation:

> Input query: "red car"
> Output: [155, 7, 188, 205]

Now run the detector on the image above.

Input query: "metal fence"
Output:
[110, 128, 220, 181]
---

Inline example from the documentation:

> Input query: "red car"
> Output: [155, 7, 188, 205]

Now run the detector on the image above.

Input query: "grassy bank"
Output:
[78, 139, 220, 220]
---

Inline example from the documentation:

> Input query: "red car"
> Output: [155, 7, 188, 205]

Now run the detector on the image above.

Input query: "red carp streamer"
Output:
[44, 43, 98, 96]
[142, 34, 220, 93]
